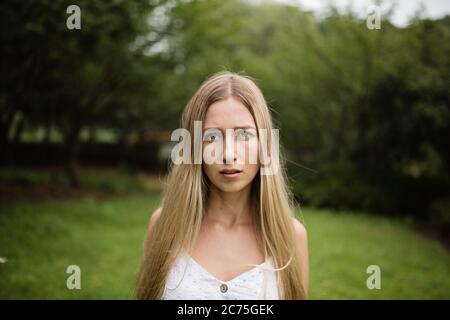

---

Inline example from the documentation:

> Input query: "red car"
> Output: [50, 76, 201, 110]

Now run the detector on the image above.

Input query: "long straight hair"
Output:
[135, 71, 306, 299]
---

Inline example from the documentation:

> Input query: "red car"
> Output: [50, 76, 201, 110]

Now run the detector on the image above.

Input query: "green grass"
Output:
[301, 208, 450, 299]
[0, 193, 449, 299]
[0, 193, 160, 299]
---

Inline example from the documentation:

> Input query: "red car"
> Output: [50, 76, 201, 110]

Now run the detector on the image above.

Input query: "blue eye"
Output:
[204, 131, 221, 142]
[236, 129, 254, 140]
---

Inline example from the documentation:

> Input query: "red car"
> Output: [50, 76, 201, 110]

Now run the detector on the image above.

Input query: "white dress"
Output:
[162, 250, 280, 300]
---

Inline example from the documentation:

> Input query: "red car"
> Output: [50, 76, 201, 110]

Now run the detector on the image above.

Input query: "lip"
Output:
[219, 169, 243, 180]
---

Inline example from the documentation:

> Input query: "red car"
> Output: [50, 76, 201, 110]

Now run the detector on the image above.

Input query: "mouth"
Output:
[219, 168, 243, 180]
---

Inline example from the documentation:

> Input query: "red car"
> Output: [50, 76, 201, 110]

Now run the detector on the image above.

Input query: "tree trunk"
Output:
[64, 127, 82, 188]
[0, 108, 16, 149]
[88, 125, 96, 144]
[43, 119, 52, 144]
[12, 117, 25, 144]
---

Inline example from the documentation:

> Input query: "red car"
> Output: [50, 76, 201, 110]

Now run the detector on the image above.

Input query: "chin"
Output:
[215, 182, 247, 193]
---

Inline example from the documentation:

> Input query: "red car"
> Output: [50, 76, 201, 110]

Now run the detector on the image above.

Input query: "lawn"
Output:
[0, 191, 449, 299]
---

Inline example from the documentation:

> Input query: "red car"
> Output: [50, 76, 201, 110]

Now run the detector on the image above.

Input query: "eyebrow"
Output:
[203, 125, 256, 130]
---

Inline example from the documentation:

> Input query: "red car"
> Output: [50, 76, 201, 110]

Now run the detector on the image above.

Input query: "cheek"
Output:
[243, 138, 259, 165]
[249, 139, 259, 158]
[235, 139, 259, 160]
[243, 139, 260, 180]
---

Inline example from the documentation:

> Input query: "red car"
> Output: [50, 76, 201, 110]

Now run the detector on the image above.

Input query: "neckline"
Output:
[183, 251, 271, 283]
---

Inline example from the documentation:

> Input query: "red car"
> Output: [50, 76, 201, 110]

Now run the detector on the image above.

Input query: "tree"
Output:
[0, 0, 168, 186]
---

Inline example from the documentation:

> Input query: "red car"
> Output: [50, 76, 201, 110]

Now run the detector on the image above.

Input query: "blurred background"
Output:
[0, 0, 449, 299]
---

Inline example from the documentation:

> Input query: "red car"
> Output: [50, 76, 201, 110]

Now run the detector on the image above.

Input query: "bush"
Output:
[428, 196, 450, 231]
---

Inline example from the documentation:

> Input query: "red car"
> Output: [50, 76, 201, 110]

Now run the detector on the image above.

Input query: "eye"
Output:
[204, 130, 222, 143]
[235, 129, 254, 141]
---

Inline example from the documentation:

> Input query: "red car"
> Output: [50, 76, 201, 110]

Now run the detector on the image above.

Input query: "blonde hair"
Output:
[135, 71, 306, 299]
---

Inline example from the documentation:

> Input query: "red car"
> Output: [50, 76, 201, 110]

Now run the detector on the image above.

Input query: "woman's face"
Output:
[202, 97, 260, 193]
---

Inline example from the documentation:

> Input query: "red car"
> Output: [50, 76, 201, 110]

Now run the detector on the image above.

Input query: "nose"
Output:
[223, 131, 237, 164]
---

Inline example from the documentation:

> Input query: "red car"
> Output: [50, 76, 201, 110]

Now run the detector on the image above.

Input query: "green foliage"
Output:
[1, 0, 165, 142]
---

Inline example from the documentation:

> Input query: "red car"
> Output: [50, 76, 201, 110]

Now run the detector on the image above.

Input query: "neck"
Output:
[205, 184, 254, 228]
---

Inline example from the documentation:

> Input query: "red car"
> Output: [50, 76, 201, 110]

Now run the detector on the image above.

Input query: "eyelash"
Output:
[204, 130, 254, 142]
[204, 133, 218, 142]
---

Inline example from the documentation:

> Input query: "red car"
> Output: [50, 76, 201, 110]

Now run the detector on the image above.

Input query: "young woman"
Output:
[136, 71, 309, 299]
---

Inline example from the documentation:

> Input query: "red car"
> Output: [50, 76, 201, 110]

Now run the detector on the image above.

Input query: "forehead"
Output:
[203, 97, 256, 129]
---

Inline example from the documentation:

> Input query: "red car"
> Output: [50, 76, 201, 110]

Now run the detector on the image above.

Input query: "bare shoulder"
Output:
[143, 207, 162, 254]
[145, 207, 162, 239]
[291, 216, 309, 297]
[148, 207, 162, 231]
[291, 216, 308, 241]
